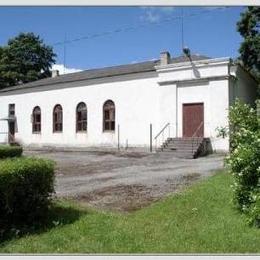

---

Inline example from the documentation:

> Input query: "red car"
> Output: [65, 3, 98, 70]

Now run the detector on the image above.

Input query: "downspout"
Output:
[176, 84, 178, 137]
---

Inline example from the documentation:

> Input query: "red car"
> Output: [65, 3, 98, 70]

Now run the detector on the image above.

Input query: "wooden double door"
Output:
[182, 103, 204, 138]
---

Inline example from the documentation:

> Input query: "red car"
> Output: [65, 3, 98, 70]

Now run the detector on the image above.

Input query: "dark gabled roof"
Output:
[0, 54, 210, 93]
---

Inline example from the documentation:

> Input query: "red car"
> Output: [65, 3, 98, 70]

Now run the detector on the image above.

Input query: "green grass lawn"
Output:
[1, 170, 260, 253]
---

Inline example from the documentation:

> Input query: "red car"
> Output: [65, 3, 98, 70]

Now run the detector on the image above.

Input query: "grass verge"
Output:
[0, 170, 260, 253]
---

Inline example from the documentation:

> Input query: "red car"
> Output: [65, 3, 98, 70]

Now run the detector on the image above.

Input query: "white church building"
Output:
[0, 51, 257, 156]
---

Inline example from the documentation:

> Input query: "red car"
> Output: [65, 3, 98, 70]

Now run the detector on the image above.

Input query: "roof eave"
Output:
[155, 57, 232, 72]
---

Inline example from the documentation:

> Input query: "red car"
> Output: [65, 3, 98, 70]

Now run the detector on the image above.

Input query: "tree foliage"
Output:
[0, 33, 56, 89]
[225, 99, 260, 227]
[237, 7, 260, 84]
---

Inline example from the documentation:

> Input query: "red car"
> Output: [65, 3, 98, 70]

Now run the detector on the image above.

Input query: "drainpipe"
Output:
[117, 124, 120, 151]
[176, 84, 178, 137]
[150, 124, 153, 152]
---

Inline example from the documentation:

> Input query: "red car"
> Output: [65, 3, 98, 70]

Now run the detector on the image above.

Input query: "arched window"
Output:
[53, 104, 63, 132]
[76, 102, 87, 132]
[103, 100, 115, 131]
[32, 106, 41, 133]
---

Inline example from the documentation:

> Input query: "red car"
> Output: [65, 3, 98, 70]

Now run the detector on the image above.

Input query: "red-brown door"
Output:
[183, 103, 204, 137]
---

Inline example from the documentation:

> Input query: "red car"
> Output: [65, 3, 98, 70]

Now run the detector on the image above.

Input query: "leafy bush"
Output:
[225, 99, 260, 227]
[0, 145, 23, 158]
[228, 100, 258, 151]
[0, 157, 55, 228]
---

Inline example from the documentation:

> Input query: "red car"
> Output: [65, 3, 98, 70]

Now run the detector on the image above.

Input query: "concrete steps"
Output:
[157, 137, 206, 159]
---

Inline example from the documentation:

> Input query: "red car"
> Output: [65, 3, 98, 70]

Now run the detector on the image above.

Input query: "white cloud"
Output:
[141, 10, 160, 23]
[131, 57, 157, 64]
[140, 7, 175, 23]
[51, 64, 83, 75]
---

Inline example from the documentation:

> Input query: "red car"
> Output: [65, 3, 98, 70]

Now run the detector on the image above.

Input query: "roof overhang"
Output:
[157, 75, 232, 86]
[155, 57, 232, 72]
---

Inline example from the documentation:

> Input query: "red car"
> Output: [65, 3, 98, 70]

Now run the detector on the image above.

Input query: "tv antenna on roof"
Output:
[181, 8, 192, 61]
[63, 33, 67, 74]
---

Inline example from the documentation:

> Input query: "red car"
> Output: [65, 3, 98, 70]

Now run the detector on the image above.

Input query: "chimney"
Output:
[160, 51, 171, 66]
[51, 70, 59, 78]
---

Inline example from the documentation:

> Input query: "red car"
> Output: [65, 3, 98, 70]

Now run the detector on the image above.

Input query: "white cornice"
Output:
[155, 57, 232, 72]
[157, 75, 231, 86]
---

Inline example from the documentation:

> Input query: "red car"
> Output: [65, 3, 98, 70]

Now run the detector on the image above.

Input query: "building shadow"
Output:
[191, 61, 201, 78]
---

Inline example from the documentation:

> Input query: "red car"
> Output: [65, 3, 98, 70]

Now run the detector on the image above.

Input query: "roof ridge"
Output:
[0, 54, 211, 93]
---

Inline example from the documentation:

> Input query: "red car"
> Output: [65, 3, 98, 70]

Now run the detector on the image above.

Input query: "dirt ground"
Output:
[24, 150, 225, 212]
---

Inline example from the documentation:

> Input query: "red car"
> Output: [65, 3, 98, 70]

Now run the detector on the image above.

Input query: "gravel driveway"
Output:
[24, 150, 225, 212]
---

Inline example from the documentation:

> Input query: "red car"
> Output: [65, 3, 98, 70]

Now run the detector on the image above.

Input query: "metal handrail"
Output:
[154, 122, 170, 140]
[191, 121, 204, 155]
[191, 121, 204, 138]
[154, 122, 170, 150]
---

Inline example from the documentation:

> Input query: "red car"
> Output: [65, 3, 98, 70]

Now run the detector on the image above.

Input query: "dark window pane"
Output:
[105, 110, 110, 120]
[57, 112, 62, 122]
[103, 100, 115, 131]
[54, 123, 62, 132]
[36, 114, 41, 122]
[77, 112, 82, 121]
[83, 121, 87, 131]
[53, 105, 63, 132]
[32, 106, 41, 133]
[111, 121, 115, 130]
[105, 122, 109, 130]
[76, 103, 87, 132]
[82, 111, 87, 121]
[9, 104, 15, 116]
[111, 111, 115, 120]
[77, 102, 86, 112]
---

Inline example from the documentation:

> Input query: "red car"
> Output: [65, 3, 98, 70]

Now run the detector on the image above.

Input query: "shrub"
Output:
[0, 145, 23, 158]
[225, 99, 260, 227]
[0, 157, 55, 228]
[228, 100, 258, 151]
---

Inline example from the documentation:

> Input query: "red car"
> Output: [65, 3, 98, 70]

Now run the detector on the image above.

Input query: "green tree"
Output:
[226, 99, 260, 227]
[0, 33, 56, 89]
[237, 7, 260, 86]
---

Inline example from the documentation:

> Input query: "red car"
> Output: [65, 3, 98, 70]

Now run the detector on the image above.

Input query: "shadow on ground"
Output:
[0, 202, 86, 244]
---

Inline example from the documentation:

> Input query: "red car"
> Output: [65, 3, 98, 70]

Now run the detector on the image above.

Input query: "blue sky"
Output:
[0, 6, 245, 71]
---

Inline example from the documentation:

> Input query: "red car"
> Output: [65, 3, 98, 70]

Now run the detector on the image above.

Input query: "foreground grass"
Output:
[1, 171, 260, 253]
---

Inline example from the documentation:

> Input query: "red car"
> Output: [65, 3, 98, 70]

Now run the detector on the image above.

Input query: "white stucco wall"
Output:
[230, 65, 258, 106]
[176, 79, 229, 151]
[0, 57, 255, 152]
[156, 58, 231, 152]
[0, 74, 160, 148]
